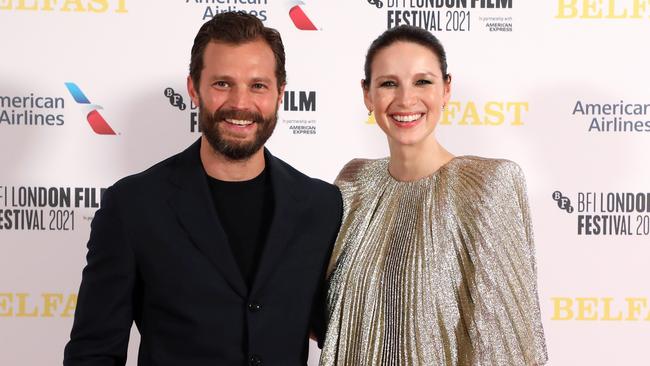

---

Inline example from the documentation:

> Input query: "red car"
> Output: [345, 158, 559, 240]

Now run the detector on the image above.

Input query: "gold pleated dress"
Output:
[320, 157, 548, 366]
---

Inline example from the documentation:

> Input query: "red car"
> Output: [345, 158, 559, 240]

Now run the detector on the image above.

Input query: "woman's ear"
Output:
[362, 79, 373, 113]
[443, 74, 452, 105]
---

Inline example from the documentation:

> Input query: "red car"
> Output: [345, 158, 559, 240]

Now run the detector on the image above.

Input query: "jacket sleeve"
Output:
[63, 185, 135, 366]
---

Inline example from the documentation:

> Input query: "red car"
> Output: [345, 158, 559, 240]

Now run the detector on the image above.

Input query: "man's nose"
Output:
[226, 86, 253, 109]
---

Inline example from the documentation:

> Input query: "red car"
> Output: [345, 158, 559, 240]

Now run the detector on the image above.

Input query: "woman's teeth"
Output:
[391, 114, 422, 122]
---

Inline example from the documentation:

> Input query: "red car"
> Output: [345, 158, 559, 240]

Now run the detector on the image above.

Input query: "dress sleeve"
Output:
[461, 160, 548, 366]
[507, 162, 548, 365]
[328, 158, 367, 276]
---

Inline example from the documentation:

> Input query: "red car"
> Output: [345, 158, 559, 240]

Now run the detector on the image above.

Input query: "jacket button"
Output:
[248, 302, 262, 312]
[249, 354, 262, 366]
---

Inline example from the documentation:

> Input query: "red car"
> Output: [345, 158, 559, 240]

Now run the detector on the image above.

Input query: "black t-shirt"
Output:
[206, 168, 273, 288]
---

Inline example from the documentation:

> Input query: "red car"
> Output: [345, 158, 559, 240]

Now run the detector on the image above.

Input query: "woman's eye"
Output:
[415, 79, 433, 86]
[379, 80, 397, 88]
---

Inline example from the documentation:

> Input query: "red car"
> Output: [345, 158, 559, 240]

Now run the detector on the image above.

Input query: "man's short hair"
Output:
[189, 11, 287, 91]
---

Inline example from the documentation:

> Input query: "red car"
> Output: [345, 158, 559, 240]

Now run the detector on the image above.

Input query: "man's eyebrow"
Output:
[252, 77, 273, 82]
[207, 75, 234, 81]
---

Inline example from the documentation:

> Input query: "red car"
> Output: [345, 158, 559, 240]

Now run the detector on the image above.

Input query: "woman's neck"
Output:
[387, 136, 454, 182]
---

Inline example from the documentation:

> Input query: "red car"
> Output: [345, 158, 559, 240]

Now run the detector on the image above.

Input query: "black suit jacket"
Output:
[64, 140, 342, 366]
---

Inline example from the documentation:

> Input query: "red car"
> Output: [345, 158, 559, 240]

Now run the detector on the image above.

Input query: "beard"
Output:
[199, 100, 278, 161]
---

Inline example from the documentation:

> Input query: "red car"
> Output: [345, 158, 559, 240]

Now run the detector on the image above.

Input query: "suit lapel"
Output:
[167, 140, 247, 298]
[251, 150, 307, 295]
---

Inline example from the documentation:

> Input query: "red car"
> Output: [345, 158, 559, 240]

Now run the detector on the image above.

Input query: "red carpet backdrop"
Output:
[1, 1, 649, 364]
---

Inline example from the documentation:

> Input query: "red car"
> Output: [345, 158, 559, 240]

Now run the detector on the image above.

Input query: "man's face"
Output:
[188, 39, 284, 161]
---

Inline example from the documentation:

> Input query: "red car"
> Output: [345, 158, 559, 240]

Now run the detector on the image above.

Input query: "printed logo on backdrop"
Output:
[0, 293, 77, 318]
[0, 186, 106, 231]
[365, 100, 529, 126]
[163, 87, 199, 132]
[571, 100, 650, 133]
[556, 0, 650, 19]
[550, 297, 650, 322]
[552, 190, 650, 236]
[184, 0, 269, 21]
[165, 88, 187, 111]
[65, 82, 117, 135]
[364, 0, 514, 33]
[183, 0, 320, 29]
[0, 0, 127, 13]
[282, 90, 317, 135]
[0, 83, 117, 134]
[288, 0, 319, 30]
[0, 91, 65, 127]
[164, 87, 319, 135]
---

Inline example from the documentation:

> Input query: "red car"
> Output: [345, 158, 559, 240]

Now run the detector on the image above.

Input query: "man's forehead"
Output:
[200, 40, 276, 78]
[204, 74, 274, 83]
[204, 38, 273, 54]
[202, 41, 273, 64]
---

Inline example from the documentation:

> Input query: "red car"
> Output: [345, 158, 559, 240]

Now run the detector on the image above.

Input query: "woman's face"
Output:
[364, 41, 451, 148]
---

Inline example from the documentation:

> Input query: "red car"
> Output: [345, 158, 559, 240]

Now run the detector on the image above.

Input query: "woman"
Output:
[320, 26, 548, 365]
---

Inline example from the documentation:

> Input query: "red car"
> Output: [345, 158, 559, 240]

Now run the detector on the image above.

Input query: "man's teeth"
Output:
[392, 114, 422, 122]
[225, 119, 253, 126]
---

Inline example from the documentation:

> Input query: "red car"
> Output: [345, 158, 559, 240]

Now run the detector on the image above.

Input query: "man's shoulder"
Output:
[269, 153, 341, 212]
[270, 153, 336, 191]
[110, 144, 193, 197]
[116, 153, 178, 186]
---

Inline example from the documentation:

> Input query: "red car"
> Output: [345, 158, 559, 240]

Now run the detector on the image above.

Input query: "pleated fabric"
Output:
[320, 157, 547, 366]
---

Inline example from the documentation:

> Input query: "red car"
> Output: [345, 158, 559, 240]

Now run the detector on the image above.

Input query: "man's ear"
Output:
[187, 76, 200, 107]
[277, 83, 286, 107]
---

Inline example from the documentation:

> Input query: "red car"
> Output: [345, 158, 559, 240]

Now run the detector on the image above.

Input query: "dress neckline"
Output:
[382, 156, 465, 185]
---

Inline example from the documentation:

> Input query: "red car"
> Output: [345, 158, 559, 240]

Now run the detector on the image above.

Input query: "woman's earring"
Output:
[366, 110, 376, 124]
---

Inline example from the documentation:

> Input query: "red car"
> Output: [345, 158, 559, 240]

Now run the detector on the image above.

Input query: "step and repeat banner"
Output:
[1, 1, 649, 365]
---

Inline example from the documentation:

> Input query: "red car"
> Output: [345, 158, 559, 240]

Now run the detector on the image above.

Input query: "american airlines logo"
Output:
[288, 0, 318, 30]
[64, 82, 116, 135]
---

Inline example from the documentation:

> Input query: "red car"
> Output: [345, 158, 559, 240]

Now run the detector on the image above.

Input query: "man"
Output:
[64, 12, 342, 366]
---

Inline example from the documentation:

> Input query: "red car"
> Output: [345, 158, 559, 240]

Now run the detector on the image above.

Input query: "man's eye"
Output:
[379, 80, 397, 88]
[252, 83, 267, 89]
[213, 81, 229, 88]
[415, 79, 433, 86]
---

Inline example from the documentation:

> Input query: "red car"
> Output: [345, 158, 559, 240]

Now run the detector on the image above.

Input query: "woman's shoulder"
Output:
[441, 156, 528, 202]
[448, 155, 525, 182]
[334, 157, 387, 186]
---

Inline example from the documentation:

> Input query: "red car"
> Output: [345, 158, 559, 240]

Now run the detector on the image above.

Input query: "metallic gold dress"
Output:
[320, 157, 547, 366]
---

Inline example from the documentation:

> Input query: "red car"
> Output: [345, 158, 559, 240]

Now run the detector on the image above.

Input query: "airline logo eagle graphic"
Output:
[64, 82, 116, 135]
[288, 0, 318, 31]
